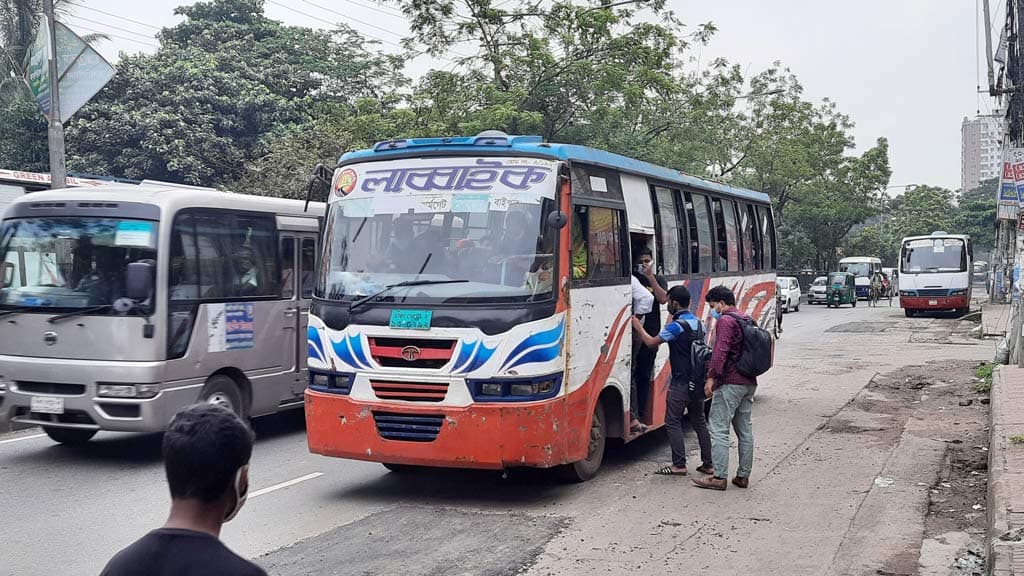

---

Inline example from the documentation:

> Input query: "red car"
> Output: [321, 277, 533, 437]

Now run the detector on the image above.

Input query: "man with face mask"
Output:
[693, 285, 758, 492]
[100, 404, 265, 576]
[632, 285, 713, 476]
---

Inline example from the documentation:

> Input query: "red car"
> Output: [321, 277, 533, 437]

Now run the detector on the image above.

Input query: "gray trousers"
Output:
[709, 384, 756, 479]
[665, 381, 712, 469]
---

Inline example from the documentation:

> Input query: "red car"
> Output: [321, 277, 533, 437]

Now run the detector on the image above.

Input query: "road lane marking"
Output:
[0, 433, 46, 445]
[250, 472, 324, 498]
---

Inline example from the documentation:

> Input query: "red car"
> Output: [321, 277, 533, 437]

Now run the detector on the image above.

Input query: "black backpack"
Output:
[724, 312, 773, 377]
[679, 321, 713, 386]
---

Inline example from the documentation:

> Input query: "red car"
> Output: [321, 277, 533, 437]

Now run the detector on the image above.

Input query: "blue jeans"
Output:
[709, 384, 756, 479]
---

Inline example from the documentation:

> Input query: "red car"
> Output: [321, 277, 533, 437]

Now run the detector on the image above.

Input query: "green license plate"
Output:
[389, 309, 432, 330]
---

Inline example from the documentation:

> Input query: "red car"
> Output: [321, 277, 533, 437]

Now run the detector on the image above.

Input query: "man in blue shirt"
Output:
[633, 285, 713, 476]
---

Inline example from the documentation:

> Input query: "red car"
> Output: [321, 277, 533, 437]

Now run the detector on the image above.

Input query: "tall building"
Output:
[961, 115, 1003, 192]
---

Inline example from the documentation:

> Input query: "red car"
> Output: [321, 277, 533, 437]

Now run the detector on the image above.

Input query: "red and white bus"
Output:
[898, 232, 973, 316]
[303, 133, 777, 480]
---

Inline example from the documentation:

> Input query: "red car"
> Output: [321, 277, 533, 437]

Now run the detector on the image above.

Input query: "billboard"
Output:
[24, 18, 115, 123]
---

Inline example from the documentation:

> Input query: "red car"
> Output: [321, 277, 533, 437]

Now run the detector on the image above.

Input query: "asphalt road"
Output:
[0, 297, 994, 576]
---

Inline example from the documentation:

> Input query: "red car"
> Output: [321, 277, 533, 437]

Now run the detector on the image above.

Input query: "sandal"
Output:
[655, 465, 688, 476]
[695, 465, 714, 475]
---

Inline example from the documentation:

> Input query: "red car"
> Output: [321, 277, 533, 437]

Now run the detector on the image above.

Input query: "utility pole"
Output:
[42, 0, 66, 189]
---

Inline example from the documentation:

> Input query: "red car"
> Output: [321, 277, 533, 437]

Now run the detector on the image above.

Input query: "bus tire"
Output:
[200, 374, 245, 419]
[905, 309, 915, 318]
[43, 427, 97, 445]
[561, 401, 606, 483]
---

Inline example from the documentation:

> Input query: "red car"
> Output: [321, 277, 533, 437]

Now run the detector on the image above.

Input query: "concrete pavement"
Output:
[989, 365, 1024, 575]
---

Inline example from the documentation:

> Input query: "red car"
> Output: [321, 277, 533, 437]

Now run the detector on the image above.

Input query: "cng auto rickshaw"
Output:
[827, 271, 857, 308]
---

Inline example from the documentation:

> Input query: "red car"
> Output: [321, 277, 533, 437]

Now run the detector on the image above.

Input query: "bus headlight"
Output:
[0, 378, 10, 393]
[950, 289, 968, 296]
[900, 290, 914, 297]
[470, 375, 562, 401]
[97, 384, 159, 398]
[308, 371, 353, 394]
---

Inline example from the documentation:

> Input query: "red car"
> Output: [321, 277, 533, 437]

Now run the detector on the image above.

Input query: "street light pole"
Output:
[42, 0, 66, 189]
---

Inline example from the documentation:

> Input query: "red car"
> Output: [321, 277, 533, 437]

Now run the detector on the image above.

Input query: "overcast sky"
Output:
[64, 0, 994, 192]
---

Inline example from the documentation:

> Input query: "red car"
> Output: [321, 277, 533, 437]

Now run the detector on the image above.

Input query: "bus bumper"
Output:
[304, 389, 580, 469]
[900, 295, 969, 310]
[0, 355, 201, 433]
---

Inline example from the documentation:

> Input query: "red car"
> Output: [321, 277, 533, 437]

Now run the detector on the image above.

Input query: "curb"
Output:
[988, 366, 1024, 575]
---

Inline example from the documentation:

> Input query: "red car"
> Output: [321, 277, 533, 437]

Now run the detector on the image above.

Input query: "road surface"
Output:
[0, 299, 993, 576]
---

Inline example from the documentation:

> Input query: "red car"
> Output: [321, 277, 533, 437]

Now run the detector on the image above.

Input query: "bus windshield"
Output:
[317, 157, 560, 304]
[0, 216, 157, 309]
[839, 262, 871, 278]
[901, 238, 966, 273]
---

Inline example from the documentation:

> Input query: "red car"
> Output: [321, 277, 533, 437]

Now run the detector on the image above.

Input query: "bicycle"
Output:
[868, 284, 881, 307]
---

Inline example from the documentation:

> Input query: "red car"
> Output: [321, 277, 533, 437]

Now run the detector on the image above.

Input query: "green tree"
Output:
[956, 177, 997, 258]
[890, 185, 956, 241]
[65, 0, 404, 186]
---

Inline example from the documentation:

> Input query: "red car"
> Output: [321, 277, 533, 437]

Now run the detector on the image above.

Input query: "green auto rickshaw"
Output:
[827, 271, 857, 308]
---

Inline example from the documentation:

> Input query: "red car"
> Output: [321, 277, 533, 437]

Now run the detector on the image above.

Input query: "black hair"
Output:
[163, 404, 254, 502]
[705, 285, 737, 306]
[667, 285, 691, 308]
[636, 247, 653, 259]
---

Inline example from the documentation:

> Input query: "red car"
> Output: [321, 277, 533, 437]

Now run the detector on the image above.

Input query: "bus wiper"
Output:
[0, 306, 37, 319]
[349, 279, 469, 312]
[47, 305, 113, 324]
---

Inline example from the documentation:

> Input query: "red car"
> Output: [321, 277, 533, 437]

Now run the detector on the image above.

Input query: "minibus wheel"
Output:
[200, 375, 244, 418]
[43, 427, 96, 445]
[561, 401, 606, 482]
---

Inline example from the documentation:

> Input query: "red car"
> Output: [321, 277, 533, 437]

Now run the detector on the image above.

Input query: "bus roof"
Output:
[900, 233, 970, 242]
[337, 133, 771, 204]
[3, 184, 325, 219]
[839, 256, 882, 263]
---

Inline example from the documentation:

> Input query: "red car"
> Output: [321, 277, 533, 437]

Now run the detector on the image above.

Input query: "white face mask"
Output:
[223, 465, 249, 523]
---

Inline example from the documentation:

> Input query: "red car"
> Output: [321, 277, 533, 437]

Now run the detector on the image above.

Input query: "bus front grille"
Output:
[914, 289, 952, 297]
[372, 412, 444, 442]
[371, 381, 448, 402]
[16, 381, 87, 396]
[368, 338, 456, 369]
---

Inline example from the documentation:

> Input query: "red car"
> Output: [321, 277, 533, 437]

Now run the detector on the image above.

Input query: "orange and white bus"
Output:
[304, 132, 777, 480]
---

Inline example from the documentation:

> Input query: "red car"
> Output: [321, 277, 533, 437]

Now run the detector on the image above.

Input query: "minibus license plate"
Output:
[389, 310, 432, 330]
[928, 299, 938, 306]
[31, 396, 64, 414]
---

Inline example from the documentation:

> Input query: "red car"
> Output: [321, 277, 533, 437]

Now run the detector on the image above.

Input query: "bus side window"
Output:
[301, 238, 316, 299]
[743, 204, 762, 270]
[651, 186, 682, 275]
[738, 202, 755, 270]
[571, 205, 627, 283]
[757, 206, 777, 270]
[686, 192, 714, 274]
[711, 198, 729, 272]
[280, 236, 295, 299]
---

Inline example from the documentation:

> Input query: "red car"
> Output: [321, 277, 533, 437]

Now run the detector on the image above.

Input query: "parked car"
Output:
[776, 276, 802, 313]
[807, 276, 828, 304]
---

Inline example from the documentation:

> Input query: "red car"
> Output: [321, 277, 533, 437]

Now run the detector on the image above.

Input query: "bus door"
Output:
[292, 235, 318, 395]
[278, 234, 302, 402]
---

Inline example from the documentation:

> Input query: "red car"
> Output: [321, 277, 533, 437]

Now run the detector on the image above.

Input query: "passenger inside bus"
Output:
[76, 247, 126, 305]
[234, 248, 261, 296]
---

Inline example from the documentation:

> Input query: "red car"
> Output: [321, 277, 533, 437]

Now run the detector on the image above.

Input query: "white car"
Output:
[807, 276, 828, 304]
[776, 276, 802, 313]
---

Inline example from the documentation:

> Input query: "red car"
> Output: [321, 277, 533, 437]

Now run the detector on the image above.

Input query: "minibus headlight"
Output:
[0, 378, 10, 393]
[97, 384, 136, 398]
[950, 288, 968, 296]
[899, 290, 914, 297]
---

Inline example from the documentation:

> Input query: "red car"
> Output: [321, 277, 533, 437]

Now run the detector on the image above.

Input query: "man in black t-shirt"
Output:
[631, 247, 668, 425]
[100, 404, 266, 576]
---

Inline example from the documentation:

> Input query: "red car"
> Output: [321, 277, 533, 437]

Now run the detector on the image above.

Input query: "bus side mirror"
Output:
[547, 211, 568, 229]
[0, 262, 13, 289]
[126, 261, 155, 301]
